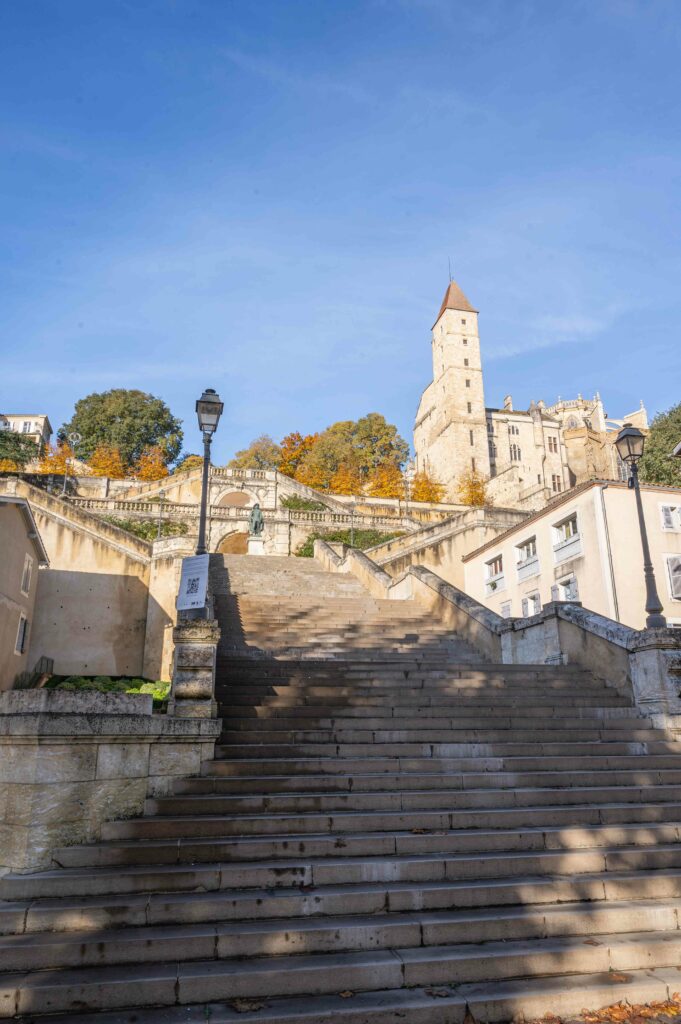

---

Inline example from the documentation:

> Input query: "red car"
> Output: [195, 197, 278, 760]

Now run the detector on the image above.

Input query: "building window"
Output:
[500, 601, 512, 618]
[471, 457, 476, 471]
[547, 436, 558, 454]
[666, 556, 681, 600]
[661, 506, 681, 531]
[553, 513, 581, 563]
[517, 537, 537, 562]
[485, 555, 505, 595]
[465, 379, 471, 388]
[558, 575, 579, 601]
[467, 402, 472, 414]
[516, 537, 539, 580]
[20, 554, 33, 597]
[509, 424, 520, 436]
[510, 444, 521, 461]
[552, 474, 562, 493]
[461, 319, 466, 325]
[521, 593, 541, 617]
[15, 615, 29, 655]
[470, 430, 474, 446]
[22, 421, 32, 433]
[463, 338, 468, 346]
[464, 358, 469, 367]
[489, 442, 497, 458]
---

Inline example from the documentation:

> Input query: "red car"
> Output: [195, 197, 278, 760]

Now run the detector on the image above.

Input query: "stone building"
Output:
[0, 413, 52, 453]
[414, 280, 648, 509]
[0, 493, 49, 689]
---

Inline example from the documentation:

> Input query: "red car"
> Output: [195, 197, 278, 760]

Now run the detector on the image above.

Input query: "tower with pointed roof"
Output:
[414, 280, 491, 496]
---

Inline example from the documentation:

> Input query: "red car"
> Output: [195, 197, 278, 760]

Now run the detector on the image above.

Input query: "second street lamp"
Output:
[195, 388, 224, 556]
[615, 423, 666, 629]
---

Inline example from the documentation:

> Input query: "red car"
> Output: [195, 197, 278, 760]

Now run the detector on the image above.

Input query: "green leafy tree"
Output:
[59, 390, 183, 469]
[0, 432, 39, 470]
[639, 403, 681, 487]
[228, 434, 282, 470]
[295, 414, 409, 491]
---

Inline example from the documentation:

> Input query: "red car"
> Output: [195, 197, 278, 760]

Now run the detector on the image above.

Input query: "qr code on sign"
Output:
[186, 577, 200, 595]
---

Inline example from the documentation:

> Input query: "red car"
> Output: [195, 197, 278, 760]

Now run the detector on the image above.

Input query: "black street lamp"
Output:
[615, 423, 666, 629]
[195, 389, 224, 556]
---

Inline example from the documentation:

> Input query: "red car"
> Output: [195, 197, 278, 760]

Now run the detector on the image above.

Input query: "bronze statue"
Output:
[248, 503, 265, 536]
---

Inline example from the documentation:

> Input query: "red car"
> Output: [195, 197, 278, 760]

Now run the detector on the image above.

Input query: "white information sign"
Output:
[176, 554, 210, 610]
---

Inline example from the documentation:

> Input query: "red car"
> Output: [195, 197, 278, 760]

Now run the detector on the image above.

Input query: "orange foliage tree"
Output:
[37, 442, 74, 475]
[279, 432, 318, 478]
[87, 445, 127, 479]
[329, 462, 363, 496]
[410, 470, 446, 504]
[294, 461, 329, 491]
[457, 469, 488, 506]
[174, 454, 204, 474]
[0, 458, 19, 472]
[368, 464, 404, 499]
[135, 445, 169, 481]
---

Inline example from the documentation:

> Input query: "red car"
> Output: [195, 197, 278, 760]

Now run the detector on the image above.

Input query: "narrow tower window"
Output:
[467, 402, 472, 413]
[465, 379, 470, 388]
[464, 358, 469, 366]
[470, 430, 474, 445]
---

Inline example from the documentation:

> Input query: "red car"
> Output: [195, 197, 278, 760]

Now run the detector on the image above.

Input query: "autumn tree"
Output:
[173, 454, 204, 474]
[37, 442, 74, 476]
[639, 402, 681, 487]
[294, 414, 409, 491]
[135, 446, 169, 482]
[60, 389, 183, 468]
[228, 435, 282, 470]
[458, 469, 489, 506]
[87, 445, 126, 479]
[410, 470, 446, 503]
[0, 432, 38, 471]
[329, 462, 363, 495]
[279, 432, 317, 478]
[368, 464, 404, 499]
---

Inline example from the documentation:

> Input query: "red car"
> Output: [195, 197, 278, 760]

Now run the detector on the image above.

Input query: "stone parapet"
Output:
[168, 617, 220, 719]
[0, 690, 220, 874]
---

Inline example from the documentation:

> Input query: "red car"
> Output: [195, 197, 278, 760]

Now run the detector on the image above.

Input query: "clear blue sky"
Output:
[1, 0, 679, 463]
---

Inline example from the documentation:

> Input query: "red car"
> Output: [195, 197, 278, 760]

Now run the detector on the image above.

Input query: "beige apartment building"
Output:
[0, 413, 53, 453]
[463, 480, 681, 630]
[0, 495, 49, 689]
[413, 281, 648, 510]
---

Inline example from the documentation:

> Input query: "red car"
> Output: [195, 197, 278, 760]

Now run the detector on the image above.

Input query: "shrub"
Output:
[99, 516, 188, 542]
[295, 529, 404, 557]
[45, 675, 170, 710]
[280, 494, 327, 511]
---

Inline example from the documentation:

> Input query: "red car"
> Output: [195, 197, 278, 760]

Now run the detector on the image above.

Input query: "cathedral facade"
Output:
[413, 281, 648, 510]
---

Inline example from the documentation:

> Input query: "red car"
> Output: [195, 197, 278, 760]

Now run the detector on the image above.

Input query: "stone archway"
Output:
[216, 530, 249, 555]
[215, 490, 255, 509]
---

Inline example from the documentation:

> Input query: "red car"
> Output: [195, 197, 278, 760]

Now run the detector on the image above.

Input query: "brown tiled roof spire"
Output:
[435, 280, 478, 322]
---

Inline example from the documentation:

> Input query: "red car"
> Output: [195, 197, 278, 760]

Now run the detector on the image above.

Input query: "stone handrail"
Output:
[314, 542, 681, 724]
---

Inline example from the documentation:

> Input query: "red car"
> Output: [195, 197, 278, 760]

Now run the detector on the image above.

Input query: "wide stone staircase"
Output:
[3, 555, 681, 1021]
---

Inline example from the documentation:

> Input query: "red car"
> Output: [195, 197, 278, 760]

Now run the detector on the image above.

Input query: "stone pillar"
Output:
[168, 618, 220, 719]
[628, 630, 681, 724]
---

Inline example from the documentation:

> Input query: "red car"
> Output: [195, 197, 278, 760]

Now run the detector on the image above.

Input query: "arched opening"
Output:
[216, 530, 249, 554]
[215, 490, 254, 508]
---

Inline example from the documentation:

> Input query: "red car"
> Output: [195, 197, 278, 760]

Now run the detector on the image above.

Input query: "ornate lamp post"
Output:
[195, 389, 223, 556]
[615, 423, 666, 629]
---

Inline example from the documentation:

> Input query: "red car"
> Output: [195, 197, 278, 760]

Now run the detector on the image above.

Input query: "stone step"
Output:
[204, 751, 681, 776]
[220, 714, 646, 732]
[179, 766, 681, 795]
[220, 704, 640, 720]
[49, 827, 681, 876]
[215, 740, 676, 758]
[1, 897, 679, 971]
[221, 693, 631, 707]
[217, 726, 657, 745]
[148, 783, 681, 818]
[4, 930, 681, 1016]
[8, 969, 678, 1024]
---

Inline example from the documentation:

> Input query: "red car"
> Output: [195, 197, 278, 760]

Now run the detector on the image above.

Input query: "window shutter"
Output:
[551, 584, 559, 601]
[521, 598, 529, 617]
[662, 506, 675, 530]
[668, 556, 681, 600]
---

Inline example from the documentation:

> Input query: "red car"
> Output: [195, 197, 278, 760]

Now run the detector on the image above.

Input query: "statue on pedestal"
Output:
[248, 503, 265, 536]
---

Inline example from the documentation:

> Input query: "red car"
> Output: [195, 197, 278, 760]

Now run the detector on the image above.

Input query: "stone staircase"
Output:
[3, 555, 681, 1021]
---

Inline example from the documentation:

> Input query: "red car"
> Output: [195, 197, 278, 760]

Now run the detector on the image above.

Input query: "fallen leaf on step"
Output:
[230, 999, 267, 1013]
[410, 827, 428, 834]
[425, 987, 451, 998]
[606, 971, 632, 983]
[583, 938, 603, 946]
[339, 991, 355, 998]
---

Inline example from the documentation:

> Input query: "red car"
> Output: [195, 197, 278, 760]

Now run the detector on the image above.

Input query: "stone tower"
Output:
[414, 281, 491, 496]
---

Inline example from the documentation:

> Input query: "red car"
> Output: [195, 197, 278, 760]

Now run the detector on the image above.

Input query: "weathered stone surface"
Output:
[175, 645, 216, 670]
[0, 691, 152, 716]
[96, 742, 150, 780]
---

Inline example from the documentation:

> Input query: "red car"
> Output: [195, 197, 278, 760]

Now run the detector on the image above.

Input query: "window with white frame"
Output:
[485, 554, 505, 594]
[15, 615, 28, 655]
[666, 555, 681, 600]
[661, 506, 681, 531]
[20, 554, 33, 597]
[558, 574, 579, 601]
[521, 592, 541, 616]
[553, 512, 581, 563]
[500, 601, 512, 618]
[516, 536, 539, 580]
[22, 421, 31, 433]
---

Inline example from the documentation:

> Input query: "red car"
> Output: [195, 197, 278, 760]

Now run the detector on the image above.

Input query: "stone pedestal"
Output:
[168, 618, 220, 719]
[248, 535, 265, 556]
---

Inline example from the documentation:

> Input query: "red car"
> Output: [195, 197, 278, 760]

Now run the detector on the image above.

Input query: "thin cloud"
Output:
[220, 47, 371, 104]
